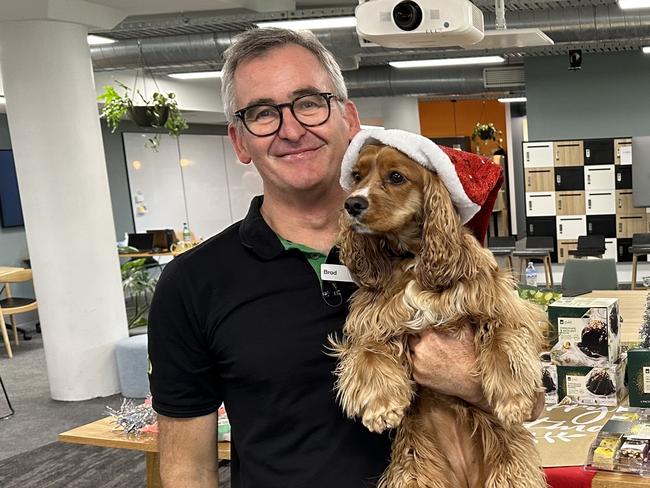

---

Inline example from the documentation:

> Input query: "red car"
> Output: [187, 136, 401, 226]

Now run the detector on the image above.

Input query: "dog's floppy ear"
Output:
[416, 172, 476, 288]
[338, 216, 393, 289]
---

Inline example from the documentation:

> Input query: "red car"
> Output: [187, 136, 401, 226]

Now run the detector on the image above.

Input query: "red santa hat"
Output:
[340, 128, 504, 243]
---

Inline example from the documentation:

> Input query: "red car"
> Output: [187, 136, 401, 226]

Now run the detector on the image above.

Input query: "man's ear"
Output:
[343, 100, 361, 140]
[228, 123, 252, 164]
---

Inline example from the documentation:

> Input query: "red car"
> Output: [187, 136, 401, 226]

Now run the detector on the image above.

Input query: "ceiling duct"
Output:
[483, 66, 525, 88]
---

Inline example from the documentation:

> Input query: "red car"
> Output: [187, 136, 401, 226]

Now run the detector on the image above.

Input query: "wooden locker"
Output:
[615, 138, 632, 165]
[617, 215, 647, 239]
[526, 217, 556, 237]
[555, 167, 584, 191]
[523, 142, 554, 168]
[586, 191, 615, 215]
[616, 190, 645, 217]
[557, 240, 578, 264]
[525, 168, 554, 192]
[554, 140, 584, 166]
[556, 192, 585, 216]
[605, 238, 617, 262]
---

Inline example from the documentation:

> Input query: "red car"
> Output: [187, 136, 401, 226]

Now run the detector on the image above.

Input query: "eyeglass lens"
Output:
[242, 93, 332, 136]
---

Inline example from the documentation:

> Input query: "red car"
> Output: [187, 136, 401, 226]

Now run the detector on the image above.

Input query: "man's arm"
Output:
[159, 413, 219, 487]
[409, 327, 545, 421]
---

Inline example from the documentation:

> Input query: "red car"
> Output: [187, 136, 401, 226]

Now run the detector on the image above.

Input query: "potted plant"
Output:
[472, 122, 497, 143]
[98, 81, 188, 139]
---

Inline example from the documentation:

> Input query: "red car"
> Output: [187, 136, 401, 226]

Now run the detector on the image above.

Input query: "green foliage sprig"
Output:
[472, 122, 497, 142]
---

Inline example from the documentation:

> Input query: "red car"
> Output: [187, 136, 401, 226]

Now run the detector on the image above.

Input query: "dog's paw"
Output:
[493, 395, 533, 427]
[361, 403, 407, 433]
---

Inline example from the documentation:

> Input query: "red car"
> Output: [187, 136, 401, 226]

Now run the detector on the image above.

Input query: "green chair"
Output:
[561, 258, 618, 292]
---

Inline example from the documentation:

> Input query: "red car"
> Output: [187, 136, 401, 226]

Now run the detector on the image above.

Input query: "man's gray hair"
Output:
[221, 28, 348, 124]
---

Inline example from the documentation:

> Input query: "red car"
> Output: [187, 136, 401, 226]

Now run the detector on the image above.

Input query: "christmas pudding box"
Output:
[557, 358, 627, 406]
[627, 348, 650, 408]
[541, 363, 559, 404]
[547, 297, 620, 367]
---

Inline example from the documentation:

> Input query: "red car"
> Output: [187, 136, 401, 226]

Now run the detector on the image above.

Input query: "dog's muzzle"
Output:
[344, 196, 369, 218]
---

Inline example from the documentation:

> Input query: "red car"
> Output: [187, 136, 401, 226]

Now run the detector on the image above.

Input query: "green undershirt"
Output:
[277, 235, 327, 284]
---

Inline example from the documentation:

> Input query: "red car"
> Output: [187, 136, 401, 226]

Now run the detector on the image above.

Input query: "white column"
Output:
[0, 20, 128, 400]
[381, 96, 422, 134]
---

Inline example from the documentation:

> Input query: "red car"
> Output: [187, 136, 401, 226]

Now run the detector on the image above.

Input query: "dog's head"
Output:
[339, 143, 478, 289]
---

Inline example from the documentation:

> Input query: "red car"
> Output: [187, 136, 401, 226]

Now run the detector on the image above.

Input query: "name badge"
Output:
[321, 264, 355, 283]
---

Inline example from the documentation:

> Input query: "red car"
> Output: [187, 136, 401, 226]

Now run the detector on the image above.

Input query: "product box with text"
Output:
[628, 348, 650, 408]
[557, 358, 627, 406]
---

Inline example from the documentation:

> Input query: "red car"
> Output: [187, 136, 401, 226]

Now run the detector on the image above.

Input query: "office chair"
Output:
[629, 233, 650, 290]
[568, 235, 606, 258]
[0, 269, 38, 358]
[561, 258, 618, 292]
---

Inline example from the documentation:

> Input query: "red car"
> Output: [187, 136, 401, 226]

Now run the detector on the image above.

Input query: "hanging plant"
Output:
[472, 122, 497, 142]
[98, 81, 188, 139]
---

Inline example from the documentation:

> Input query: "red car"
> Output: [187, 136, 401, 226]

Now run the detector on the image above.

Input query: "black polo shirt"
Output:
[148, 196, 391, 488]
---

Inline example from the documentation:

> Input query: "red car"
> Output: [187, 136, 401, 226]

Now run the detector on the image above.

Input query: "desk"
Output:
[59, 417, 230, 488]
[583, 290, 646, 346]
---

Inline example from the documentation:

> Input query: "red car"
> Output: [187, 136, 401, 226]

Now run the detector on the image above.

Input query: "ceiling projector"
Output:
[355, 0, 484, 48]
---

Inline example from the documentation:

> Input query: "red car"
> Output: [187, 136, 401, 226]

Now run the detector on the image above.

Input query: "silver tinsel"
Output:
[106, 395, 157, 435]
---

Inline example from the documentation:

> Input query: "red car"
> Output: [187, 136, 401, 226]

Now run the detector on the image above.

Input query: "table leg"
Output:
[146, 452, 162, 488]
[631, 254, 639, 290]
[545, 256, 554, 287]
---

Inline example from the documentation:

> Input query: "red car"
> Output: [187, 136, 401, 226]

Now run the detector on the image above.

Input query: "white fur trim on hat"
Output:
[340, 129, 480, 224]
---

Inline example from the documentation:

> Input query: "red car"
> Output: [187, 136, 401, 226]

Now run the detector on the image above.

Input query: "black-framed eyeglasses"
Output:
[234, 92, 337, 137]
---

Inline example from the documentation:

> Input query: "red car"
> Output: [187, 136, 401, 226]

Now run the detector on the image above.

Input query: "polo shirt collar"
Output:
[239, 195, 285, 260]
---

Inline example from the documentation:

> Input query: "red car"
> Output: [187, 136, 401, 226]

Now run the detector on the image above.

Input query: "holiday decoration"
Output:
[639, 293, 650, 348]
[106, 396, 157, 435]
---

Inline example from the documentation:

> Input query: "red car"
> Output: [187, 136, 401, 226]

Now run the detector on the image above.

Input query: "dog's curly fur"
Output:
[332, 144, 548, 488]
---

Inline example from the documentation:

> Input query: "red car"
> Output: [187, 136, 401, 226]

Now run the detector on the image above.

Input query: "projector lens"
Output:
[392, 1, 423, 31]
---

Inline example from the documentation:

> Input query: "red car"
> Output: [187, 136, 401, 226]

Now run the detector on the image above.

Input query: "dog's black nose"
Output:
[344, 196, 369, 217]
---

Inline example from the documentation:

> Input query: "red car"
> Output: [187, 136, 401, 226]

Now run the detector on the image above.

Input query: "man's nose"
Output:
[277, 107, 306, 140]
[344, 196, 369, 218]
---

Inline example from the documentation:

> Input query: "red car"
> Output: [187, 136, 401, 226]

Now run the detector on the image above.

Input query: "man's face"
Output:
[228, 44, 360, 197]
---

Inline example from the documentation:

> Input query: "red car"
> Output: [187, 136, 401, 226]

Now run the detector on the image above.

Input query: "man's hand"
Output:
[408, 326, 485, 407]
[409, 326, 545, 420]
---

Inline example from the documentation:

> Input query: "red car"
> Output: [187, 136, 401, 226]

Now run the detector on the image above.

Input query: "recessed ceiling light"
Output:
[498, 97, 527, 103]
[389, 56, 505, 68]
[87, 35, 116, 45]
[255, 16, 357, 30]
[168, 71, 223, 79]
[618, 0, 650, 9]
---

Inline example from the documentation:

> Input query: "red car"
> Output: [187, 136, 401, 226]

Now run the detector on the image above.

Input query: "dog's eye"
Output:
[389, 171, 405, 184]
[352, 171, 362, 183]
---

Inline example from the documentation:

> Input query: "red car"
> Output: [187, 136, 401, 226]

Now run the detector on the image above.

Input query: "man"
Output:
[148, 28, 540, 488]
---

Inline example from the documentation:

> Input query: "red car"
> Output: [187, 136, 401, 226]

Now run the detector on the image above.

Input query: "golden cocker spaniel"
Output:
[332, 143, 547, 488]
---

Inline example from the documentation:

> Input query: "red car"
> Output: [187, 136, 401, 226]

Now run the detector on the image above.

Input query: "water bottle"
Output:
[525, 262, 538, 287]
[182, 222, 192, 243]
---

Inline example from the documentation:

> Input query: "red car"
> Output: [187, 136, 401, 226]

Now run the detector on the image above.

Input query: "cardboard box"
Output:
[547, 297, 620, 367]
[628, 348, 650, 408]
[557, 358, 627, 406]
[541, 363, 559, 404]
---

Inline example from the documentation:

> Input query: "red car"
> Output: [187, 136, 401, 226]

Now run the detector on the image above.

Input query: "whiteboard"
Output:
[124, 132, 262, 241]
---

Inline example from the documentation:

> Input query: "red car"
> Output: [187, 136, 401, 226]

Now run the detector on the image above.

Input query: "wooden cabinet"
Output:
[556, 192, 585, 216]
[586, 190, 615, 215]
[557, 215, 586, 240]
[587, 215, 617, 238]
[616, 190, 645, 217]
[523, 142, 554, 168]
[526, 192, 556, 217]
[584, 139, 614, 165]
[584, 165, 615, 190]
[557, 240, 578, 264]
[554, 167, 584, 191]
[615, 165, 632, 190]
[617, 215, 647, 239]
[525, 168, 554, 192]
[554, 140, 584, 166]
[615, 138, 632, 165]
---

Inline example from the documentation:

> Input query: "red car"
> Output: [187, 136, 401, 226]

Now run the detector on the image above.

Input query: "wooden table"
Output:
[59, 417, 230, 488]
[583, 290, 646, 346]
[592, 471, 650, 487]
[0, 266, 24, 279]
